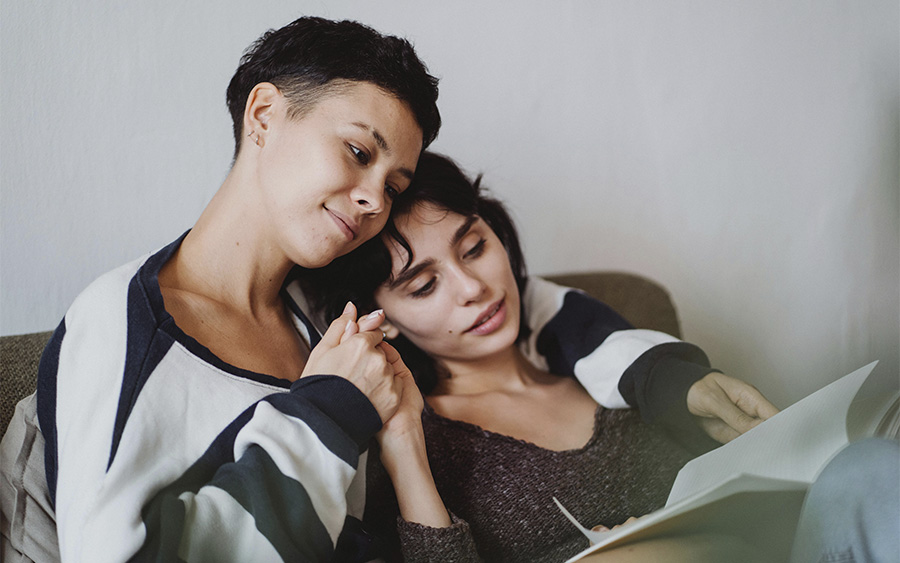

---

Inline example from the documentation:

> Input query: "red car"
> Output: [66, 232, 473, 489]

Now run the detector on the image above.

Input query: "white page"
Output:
[560, 475, 807, 563]
[666, 362, 877, 505]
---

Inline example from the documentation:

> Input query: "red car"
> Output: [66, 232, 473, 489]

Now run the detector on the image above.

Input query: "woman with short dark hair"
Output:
[2, 16, 440, 562]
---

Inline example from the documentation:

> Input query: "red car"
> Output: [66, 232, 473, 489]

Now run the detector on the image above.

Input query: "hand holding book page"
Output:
[558, 361, 900, 562]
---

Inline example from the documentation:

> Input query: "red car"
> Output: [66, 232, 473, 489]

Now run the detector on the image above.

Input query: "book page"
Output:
[666, 361, 877, 505]
[560, 475, 807, 563]
[558, 362, 891, 562]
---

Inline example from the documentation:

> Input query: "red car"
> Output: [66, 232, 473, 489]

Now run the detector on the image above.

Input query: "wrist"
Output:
[380, 432, 429, 475]
[382, 444, 451, 529]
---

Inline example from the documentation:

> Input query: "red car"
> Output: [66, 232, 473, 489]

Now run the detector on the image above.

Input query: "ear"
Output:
[379, 318, 401, 340]
[242, 82, 279, 149]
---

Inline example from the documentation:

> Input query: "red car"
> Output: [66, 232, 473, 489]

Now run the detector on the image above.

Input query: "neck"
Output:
[162, 161, 293, 317]
[432, 345, 550, 396]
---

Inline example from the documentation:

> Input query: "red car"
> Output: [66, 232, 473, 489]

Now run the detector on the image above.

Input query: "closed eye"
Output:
[385, 184, 399, 200]
[464, 239, 486, 259]
[410, 277, 437, 298]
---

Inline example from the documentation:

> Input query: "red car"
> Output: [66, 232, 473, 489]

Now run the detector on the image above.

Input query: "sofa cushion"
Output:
[1, 332, 52, 437]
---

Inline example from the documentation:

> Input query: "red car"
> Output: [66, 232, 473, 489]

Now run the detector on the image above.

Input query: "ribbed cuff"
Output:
[622, 343, 720, 453]
[397, 512, 482, 563]
[290, 375, 383, 452]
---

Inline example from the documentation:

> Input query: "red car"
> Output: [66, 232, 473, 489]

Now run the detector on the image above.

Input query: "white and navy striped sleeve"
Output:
[520, 276, 718, 446]
[129, 377, 380, 562]
[36, 244, 381, 562]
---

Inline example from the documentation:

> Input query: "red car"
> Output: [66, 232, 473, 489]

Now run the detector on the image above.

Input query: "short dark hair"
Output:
[225, 17, 441, 157]
[299, 152, 529, 393]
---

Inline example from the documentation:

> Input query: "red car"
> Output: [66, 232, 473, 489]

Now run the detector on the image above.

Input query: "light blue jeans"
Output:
[789, 438, 900, 563]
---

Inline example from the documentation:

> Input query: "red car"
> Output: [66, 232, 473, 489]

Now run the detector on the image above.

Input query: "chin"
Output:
[293, 252, 337, 270]
[483, 324, 521, 353]
[297, 241, 357, 269]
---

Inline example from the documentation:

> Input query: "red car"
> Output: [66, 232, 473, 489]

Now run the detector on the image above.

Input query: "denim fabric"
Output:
[790, 438, 900, 563]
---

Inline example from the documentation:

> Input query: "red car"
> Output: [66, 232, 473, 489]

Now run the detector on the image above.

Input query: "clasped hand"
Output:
[301, 302, 411, 424]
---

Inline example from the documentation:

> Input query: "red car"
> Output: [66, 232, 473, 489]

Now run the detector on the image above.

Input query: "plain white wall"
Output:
[2, 1, 897, 408]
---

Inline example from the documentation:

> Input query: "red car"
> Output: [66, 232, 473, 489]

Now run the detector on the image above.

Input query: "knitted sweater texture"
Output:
[365, 404, 693, 562]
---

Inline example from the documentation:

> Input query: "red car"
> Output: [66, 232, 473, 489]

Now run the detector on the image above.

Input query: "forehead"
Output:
[306, 82, 422, 143]
[394, 205, 463, 240]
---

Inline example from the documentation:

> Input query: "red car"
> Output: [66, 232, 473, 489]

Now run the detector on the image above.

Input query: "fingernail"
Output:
[365, 309, 384, 320]
[343, 320, 354, 336]
[343, 301, 354, 314]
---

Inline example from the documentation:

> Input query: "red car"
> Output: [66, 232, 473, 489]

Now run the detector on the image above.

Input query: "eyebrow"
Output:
[351, 122, 415, 181]
[451, 216, 479, 246]
[387, 215, 480, 291]
[388, 258, 436, 290]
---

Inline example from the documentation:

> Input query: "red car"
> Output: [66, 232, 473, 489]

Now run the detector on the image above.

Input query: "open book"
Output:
[556, 361, 899, 562]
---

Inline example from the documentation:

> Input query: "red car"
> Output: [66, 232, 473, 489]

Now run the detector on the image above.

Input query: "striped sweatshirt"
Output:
[26, 237, 714, 562]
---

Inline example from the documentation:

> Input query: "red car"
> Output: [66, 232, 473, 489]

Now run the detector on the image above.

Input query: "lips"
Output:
[466, 298, 507, 336]
[326, 208, 360, 241]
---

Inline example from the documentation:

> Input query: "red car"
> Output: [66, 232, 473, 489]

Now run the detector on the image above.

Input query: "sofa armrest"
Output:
[1, 331, 52, 437]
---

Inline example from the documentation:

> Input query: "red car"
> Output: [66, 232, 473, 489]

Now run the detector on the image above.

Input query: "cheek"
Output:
[388, 307, 441, 340]
[380, 298, 452, 346]
[398, 323, 460, 359]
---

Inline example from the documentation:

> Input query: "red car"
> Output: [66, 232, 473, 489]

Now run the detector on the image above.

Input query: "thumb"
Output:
[318, 301, 358, 349]
[714, 397, 760, 435]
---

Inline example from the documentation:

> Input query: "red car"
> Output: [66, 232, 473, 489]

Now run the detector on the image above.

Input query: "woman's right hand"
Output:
[302, 302, 401, 424]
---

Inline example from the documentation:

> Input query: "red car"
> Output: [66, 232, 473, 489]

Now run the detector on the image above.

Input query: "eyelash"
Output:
[408, 239, 487, 299]
[410, 278, 436, 298]
[465, 239, 486, 259]
[349, 144, 370, 165]
[349, 144, 399, 200]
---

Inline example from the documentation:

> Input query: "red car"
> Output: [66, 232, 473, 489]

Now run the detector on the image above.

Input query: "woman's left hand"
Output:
[687, 372, 780, 443]
[375, 341, 426, 458]
[373, 341, 452, 529]
[591, 516, 640, 534]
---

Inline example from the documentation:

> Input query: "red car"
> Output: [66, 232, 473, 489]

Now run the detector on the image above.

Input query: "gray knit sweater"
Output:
[364, 405, 693, 562]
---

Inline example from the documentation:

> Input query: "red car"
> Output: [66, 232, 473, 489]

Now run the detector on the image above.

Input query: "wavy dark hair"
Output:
[300, 152, 529, 393]
[226, 17, 441, 158]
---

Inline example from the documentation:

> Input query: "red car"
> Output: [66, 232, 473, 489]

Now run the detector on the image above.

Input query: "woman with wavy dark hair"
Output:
[303, 152, 779, 562]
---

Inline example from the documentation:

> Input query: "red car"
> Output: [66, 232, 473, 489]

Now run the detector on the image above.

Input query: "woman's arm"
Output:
[132, 379, 380, 562]
[40, 273, 389, 562]
[521, 277, 777, 448]
[373, 343, 483, 562]
[376, 343, 451, 528]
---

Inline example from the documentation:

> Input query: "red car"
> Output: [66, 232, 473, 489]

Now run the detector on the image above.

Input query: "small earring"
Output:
[247, 131, 261, 147]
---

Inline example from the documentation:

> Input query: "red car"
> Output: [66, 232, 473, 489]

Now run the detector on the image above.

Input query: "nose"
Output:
[452, 265, 486, 305]
[351, 175, 386, 215]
